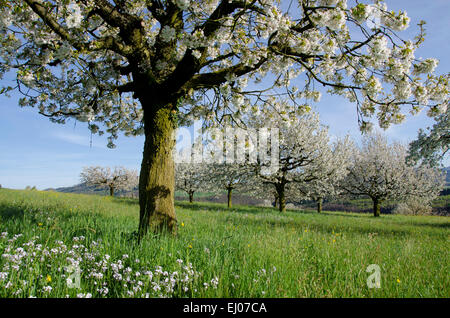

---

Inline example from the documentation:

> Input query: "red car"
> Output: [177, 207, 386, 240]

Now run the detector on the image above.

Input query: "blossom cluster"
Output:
[0, 0, 447, 147]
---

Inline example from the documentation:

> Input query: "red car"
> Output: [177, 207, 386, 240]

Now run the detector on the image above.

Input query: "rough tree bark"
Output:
[109, 186, 115, 197]
[188, 191, 194, 203]
[317, 197, 323, 213]
[227, 186, 233, 209]
[372, 197, 381, 217]
[138, 104, 177, 240]
[276, 183, 286, 212]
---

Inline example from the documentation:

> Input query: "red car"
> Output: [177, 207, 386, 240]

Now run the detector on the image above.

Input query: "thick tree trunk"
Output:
[279, 191, 286, 212]
[227, 187, 232, 209]
[276, 184, 286, 212]
[188, 191, 194, 203]
[274, 193, 278, 208]
[109, 186, 115, 197]
[317, 197, 323, 213]
[138, 106, 177, 240]
[372, 197, 381, 217]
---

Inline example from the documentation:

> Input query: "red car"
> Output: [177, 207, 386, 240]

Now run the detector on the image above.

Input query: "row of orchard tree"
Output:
[2, 0, 448, 238]
[78, 108, 445, 217]
[175, 109, 445, 217]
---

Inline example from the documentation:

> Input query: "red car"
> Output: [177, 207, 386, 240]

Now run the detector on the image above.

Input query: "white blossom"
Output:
[413, 58, 439, 75]
[341, 132, 445, 216]
[160, 26, 176, 43]
[66, 2, 82, 28]
[0, 0, 447, 232]
[80, 166, 138, 196]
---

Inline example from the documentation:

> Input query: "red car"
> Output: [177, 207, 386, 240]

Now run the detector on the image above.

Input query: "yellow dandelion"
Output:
[188, 244, 193, 249]
[46, 275, 52, 283]
[38, 223, 43, 227]
[181, 222, 184, 227]
[397, 279, 401, 283]
[332, 239, 336, 243]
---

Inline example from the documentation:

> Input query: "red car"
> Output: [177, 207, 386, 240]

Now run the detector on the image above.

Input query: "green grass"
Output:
[432, 194, 450, 208]
[175, 190, 219, 198]
[0, 188, 448, 298]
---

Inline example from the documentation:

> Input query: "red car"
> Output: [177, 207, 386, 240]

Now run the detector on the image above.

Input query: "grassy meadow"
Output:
[0, 188, 448, 298]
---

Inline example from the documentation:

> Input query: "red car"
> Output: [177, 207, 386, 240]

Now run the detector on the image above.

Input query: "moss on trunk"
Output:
[317, 197, 323, 213]
[276, 184, 286, 212]
[227, 187, 233, 209]
[138, 107, 177, 240]
[373, 197, 381, 217]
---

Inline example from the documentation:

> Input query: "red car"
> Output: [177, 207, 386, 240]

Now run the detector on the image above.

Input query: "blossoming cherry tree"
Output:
[80, 166, 139, 197]
[1, 0, 447, 238]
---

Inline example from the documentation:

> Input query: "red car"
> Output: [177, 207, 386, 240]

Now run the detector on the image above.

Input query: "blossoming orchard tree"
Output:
[200, 127, 260, 208]
[0, 1, 448, 237]
[291, 136, 353, 213]
[340, 133, 445, 217]
[175, 162, 209, 203]
[80, 166, 139, 196]
[407, 105, 449, 166]
[247, 180, 280, 207]
[252, 109, 336, 212]
[206, 163, 255, 208]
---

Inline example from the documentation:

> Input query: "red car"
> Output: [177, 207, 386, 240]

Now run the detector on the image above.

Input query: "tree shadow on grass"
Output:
[176, 200, 378, 220]
[187, 203, 444, 239]
[228, 214, 419, 238]
[319, 211, 375, 219]
[175, 200, 278, 214]
[0, 203, 25, 221]
[406, 222, 450, 229]
[320, 211, 450, 230]
[111, 197, 139, 206]
[175, 201, 416, 237]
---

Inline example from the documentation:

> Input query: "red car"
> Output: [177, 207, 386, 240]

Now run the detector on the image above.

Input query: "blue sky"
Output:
[0, 0, 449, 190]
